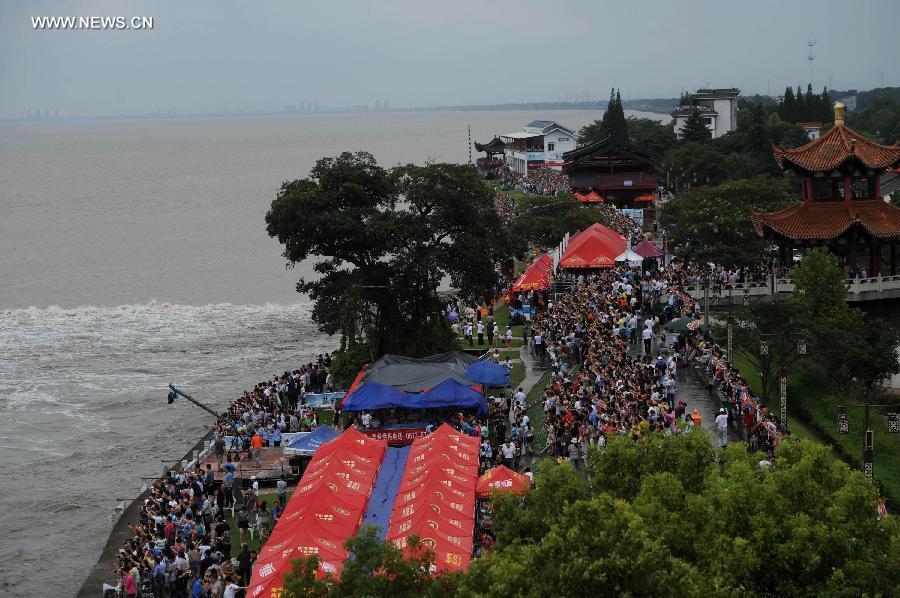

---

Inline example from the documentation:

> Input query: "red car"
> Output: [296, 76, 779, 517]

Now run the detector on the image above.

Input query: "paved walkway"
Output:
[628, 334, 740, 444]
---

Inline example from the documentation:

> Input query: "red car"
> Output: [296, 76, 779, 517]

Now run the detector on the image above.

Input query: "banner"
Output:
[361, 428, 427, 445]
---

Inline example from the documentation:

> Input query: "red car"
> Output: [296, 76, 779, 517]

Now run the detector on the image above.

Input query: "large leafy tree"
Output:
[282, 526, 455, 597]
[661, 175, 794, 266]
[679, 108, 712, 143]
[265, 152, 508, 383]
[508, 194, 599, 252]
[457, 431, 900, 597]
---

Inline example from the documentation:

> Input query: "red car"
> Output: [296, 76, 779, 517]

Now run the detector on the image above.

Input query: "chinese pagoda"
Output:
[752, 103, 900, 276]
[563, 135, 661, 209]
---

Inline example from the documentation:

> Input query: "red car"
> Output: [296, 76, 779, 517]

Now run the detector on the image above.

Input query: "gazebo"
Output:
[752, 103, 900, 276]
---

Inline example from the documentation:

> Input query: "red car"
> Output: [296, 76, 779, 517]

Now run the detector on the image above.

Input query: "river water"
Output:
[0, 108, 663, 596]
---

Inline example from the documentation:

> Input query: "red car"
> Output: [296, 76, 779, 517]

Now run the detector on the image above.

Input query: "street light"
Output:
[759, 332, 809, 431]
[835, 403, 900, 480]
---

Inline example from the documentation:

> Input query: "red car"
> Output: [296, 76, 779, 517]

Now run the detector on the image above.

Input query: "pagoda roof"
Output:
[751, 200, 900, 241]
[563, 135, 660, 170]
[474, 137, 505, 153]
[773, 123, 900, 173]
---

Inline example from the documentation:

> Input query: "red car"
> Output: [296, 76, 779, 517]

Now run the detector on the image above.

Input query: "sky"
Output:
[1, 0, 899, 118]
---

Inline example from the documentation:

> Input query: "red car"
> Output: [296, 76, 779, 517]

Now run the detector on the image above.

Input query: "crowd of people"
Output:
[110, 356, 338, 597]
[495, 191, 516, 227]
[515, 261, 787, 468]
[499, 166, 570, 196]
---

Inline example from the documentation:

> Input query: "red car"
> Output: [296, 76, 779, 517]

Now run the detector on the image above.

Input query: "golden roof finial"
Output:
[834, 101, 845, 126]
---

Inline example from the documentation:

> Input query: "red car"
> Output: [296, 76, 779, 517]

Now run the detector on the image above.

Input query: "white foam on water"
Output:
[0, 300, 336, 597]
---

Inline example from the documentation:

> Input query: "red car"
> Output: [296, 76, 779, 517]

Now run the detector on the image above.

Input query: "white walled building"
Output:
[673, 88, 740, 140]
[501, 120, 576, 175]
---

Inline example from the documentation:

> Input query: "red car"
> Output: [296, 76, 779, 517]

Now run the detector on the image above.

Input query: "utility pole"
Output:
[468, 124, 472, 165]
[807, 39, 817, 84]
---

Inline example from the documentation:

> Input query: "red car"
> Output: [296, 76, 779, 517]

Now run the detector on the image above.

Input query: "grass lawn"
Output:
[226, 491, 292, 553]
[727, 350, 900, 507]
[525, 371, 552, 451]
[456, 302, 528, 351]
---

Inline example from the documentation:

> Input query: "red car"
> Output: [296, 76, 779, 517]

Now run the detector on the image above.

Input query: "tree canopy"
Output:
[661, 175, 794, 266]
[456, 431, 900, 597]
[265, 152, 509, 383]
[577, 88, 629, 144]
[678, 108, 712, 143]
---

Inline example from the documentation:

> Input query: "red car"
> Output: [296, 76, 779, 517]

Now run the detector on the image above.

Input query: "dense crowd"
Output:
[499, 166, 570, 196]
[494, 191, 516, 227]
[511, 262, 786, 468]
[111, 356, 337, 598]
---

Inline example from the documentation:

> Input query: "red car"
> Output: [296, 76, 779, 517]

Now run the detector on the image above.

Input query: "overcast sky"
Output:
[1, 0, 898, 118]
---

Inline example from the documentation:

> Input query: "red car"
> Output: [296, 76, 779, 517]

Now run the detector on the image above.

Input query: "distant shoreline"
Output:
[0, 101, 676, 125]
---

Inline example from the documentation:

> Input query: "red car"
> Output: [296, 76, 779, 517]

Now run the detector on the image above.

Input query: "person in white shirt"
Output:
[715, 408, 729, 447]
[501, 441, 516, 468]
[513, 388, 526, 407]
[360, 411, 372, 429]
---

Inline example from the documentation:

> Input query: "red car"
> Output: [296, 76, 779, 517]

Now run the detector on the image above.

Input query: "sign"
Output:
[836, 407, 849, 434]
[624, 180, 633, 186]
[887, 412, 900, 434]
[361, 428, 427, 445]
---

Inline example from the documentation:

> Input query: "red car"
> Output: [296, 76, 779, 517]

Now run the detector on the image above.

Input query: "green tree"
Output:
[662, 142, 733, 187]
[661, 175, 794, 266]
[626, 117, 676, 155]
[265, 153, 508, 385]
[577, 88, 629, 145]
[509, 194, 598, 252]
[679, 108, 712, 143]
[780, 85, 796, 122]
[282, 526, 455, 597]
[457, 432, 900, 597]
[791, 247, 848, 319]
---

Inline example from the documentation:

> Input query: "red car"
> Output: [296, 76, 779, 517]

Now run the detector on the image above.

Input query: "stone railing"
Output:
[680, 275, 900, 301]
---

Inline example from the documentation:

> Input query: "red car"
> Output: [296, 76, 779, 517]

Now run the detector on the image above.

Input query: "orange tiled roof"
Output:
[773, 124, 900, 172]
[751, 200, 900, 240]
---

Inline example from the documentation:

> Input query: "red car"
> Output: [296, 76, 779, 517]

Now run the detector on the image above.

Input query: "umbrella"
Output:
[663, 317, 709, 332]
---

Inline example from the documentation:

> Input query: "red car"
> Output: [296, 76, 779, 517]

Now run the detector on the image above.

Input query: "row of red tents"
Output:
[385, 424, 481, 572]
[573, 190, 656, 203]
[247, 428, 387, 596]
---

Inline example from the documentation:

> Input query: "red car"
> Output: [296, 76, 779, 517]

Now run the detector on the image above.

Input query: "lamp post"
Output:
[759, 332, 808, 431]
[836, 403, 900, 480]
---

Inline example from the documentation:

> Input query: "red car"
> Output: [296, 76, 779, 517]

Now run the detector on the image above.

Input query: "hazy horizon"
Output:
[1, 0, 899, 120]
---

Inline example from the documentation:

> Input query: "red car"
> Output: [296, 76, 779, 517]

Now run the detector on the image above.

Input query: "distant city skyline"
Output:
[1, 0, 898, 120]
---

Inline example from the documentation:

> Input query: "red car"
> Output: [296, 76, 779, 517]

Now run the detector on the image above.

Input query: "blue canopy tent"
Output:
[283, 425, 340, 456]
[343, 378, 488, 418]
[419, 378, 489, 418]
[342, 381, 409, 411]
[464, 361, 510, 387]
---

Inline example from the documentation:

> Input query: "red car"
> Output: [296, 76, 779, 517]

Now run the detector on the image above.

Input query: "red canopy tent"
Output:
[560, 223, 626, 269]
[385, 424, 480, 573]
[476, 465, 531, 498]
[574, 189, 605, 203]
[512, 253, 553, 292]
[634, 193, 656, 202]
[632, 240, 664, 259]
[247, 428, 387, 596]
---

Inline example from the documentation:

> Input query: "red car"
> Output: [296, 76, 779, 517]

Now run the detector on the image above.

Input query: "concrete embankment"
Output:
[77, 432, 214, 597]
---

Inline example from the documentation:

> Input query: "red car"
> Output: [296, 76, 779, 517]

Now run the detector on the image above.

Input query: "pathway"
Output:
[362, 445, 410, 539]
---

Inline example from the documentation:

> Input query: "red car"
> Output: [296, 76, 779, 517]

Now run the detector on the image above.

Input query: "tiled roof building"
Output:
[752, 102, 900, 276]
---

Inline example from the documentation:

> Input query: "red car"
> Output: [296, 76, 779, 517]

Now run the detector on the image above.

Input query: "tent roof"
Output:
[285, 426, 340, 455]
[348, 352, 478, 398]
[560, 223, 626, 269]
[464, 361, 510, 386]
[615, 249, 644, 263]
[476, 465, 532, 498]
[512, 253, 553, 292]
[633, 240, 664, 258]
[343, 378, 488, 417]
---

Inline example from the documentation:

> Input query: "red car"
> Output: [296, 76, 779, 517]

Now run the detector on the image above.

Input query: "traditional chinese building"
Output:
[752, 103, 900, 276]
[563, 135, 661, 209]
